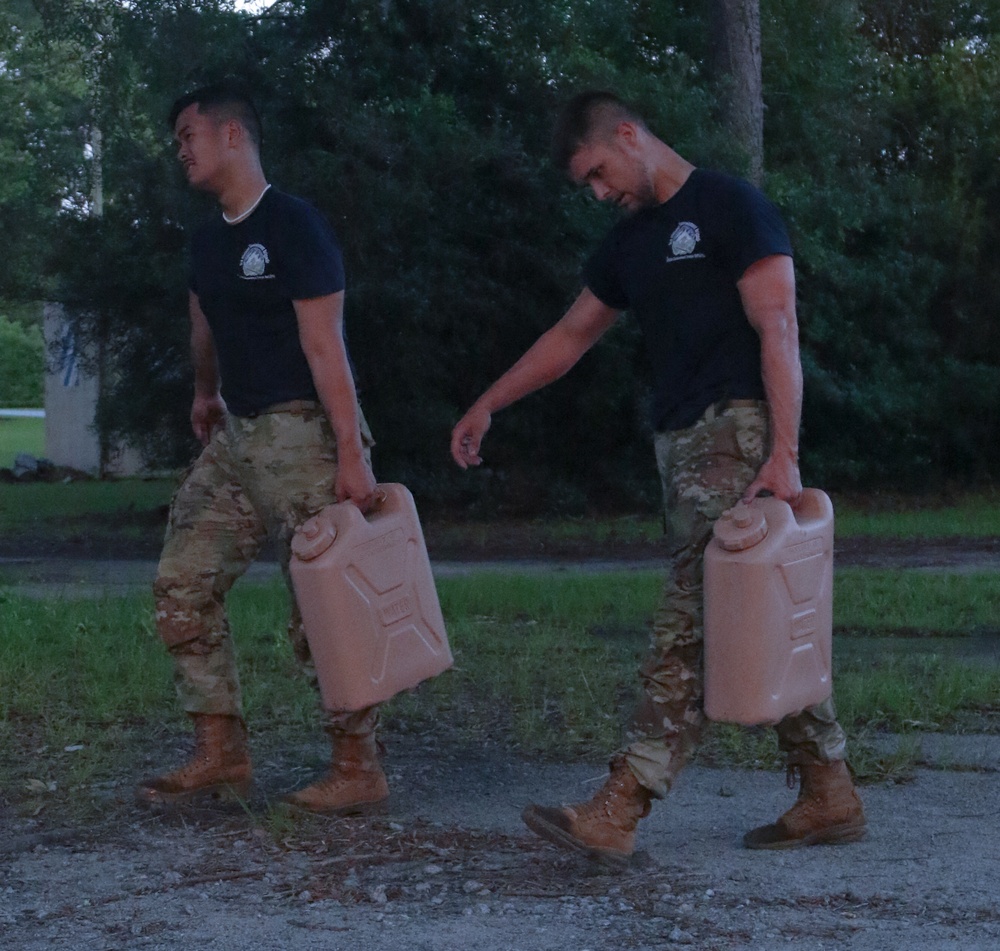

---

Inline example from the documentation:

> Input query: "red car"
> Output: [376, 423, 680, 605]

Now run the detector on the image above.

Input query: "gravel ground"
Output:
[3, 739, 999, 951]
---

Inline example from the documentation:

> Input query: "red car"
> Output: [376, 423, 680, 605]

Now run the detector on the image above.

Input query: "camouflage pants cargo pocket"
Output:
[620, 403, 845, 797]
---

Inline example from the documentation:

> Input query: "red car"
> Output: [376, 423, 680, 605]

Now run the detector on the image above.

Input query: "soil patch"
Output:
[3, 512, 999, 571]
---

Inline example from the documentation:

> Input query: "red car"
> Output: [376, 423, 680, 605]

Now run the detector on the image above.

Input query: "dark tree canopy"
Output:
[3, 0, 1000, 509]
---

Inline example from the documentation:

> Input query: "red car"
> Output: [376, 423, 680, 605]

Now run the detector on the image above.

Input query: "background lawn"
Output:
[0, 415, 44, 468]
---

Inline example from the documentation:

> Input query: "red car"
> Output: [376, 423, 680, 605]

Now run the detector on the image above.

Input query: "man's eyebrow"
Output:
[570, 162, 596, 186]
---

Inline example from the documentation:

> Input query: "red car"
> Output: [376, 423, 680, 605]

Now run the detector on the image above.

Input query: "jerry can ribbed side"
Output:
[290, 483, 452, 712]
[703, 488, 834, 725]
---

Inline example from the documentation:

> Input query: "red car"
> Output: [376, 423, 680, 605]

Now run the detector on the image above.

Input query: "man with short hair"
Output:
[137, 82, 388, 815]
[451, 90, 865, 865]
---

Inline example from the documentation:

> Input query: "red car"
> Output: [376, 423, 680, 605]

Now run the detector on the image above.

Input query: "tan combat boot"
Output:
[743, 760, 867, 849]
[136, 713, 252, 807]
[521, 758, 653, 867]
[282, 729, 389, 815]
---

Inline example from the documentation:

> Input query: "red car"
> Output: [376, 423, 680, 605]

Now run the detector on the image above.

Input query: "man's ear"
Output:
[225, 119, 243, 148]
[615, 120, 641, 152]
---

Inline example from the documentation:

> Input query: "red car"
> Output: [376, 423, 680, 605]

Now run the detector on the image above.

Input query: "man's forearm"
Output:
[189, 293, 221, 397]
[317, 363, 367, 459]
[472, 291, 621, 416]
[759, 325, 802, 461]
[471, 327, 582, 416]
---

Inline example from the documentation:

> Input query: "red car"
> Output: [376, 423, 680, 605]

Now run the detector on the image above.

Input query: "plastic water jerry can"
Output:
[289, 483, 452, 712]
[703, 488, 834, 726]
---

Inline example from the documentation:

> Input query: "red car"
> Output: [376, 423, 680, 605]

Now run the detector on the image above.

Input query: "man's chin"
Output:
[183, 167, 210, 189]
[619, 194, 656, 215]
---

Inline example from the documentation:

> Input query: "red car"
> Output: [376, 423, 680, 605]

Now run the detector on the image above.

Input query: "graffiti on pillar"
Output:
[58, 327, 81, 388]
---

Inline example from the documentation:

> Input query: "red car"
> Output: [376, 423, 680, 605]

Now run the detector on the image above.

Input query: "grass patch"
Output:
[0, 592, 173, 808]
[0, 478, 175, 533]
[398, 572, 656, 753]
[834, 651, 1000, 733]
[835, 569, 1000, 635]
[2, 566, 999, 821]
[0, 416, 45, 468]
[832, 489, 1000, 538]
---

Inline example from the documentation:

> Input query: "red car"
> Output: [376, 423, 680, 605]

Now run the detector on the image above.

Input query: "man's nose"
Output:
[591, 180, 612, 201]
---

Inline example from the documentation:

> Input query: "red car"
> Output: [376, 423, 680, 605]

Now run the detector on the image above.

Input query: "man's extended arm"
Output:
[189, 291, 227, 446]
[293, 291, 378, 511]
[738, 254, 803, 505]
[451, 288, 620, 468]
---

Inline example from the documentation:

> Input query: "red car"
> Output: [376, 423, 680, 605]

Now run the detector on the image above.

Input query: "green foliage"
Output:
[4, 0, 1000, 496]
[0, 315, 44, 406]
[765, 0, 1000, 488]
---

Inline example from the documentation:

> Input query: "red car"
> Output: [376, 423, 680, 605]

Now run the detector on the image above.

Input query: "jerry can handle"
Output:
[366, 483, 410, 520]
[792, 488, 834, 530]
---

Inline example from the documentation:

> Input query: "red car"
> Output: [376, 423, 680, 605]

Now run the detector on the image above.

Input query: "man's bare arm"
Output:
[451, 288, 621, 468]
[294, 292, 378, 510]
[738, 254, 803, 504]
[189, 291, 226, 446]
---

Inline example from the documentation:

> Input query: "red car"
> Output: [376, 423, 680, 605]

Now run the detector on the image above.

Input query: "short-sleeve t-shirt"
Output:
[583, 168, 793, 431]
[189, 187, 346, 417]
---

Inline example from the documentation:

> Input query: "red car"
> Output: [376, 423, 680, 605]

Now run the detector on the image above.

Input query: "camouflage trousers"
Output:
[153, 403, 378, 735]
[621, 401, 847, 798]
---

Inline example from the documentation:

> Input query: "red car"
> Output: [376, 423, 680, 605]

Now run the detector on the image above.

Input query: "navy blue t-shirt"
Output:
[583, 169, 793, 431]
[189, 187, 346, 417]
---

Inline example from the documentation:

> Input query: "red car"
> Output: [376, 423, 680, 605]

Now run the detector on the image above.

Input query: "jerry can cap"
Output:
[713, 502, 768, 551]
[291, 510, 338, 561]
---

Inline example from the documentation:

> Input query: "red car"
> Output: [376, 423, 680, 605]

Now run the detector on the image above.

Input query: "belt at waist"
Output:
[241, 399, 321, 419]
[702, 398, 766, 423]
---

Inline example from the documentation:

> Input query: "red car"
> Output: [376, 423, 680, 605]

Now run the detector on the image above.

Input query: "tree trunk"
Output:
[711, 0, 764, 185]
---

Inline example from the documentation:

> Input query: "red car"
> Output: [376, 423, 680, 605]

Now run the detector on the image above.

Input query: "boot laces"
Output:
[573, 772, 644, 826]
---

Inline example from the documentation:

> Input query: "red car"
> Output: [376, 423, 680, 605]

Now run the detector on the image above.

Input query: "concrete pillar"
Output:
[43, 302, 142, 475]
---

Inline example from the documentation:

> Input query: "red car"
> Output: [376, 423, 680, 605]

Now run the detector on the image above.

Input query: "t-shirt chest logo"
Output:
[239, 243, 275, 280]
[666, 222, 705, 262]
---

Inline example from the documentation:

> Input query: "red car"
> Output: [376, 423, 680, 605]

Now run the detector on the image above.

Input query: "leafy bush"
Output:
[0, 314, 44, 408]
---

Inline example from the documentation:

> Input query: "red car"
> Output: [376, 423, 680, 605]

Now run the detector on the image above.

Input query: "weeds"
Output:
[2, 564, 998, 823]
[834, 651, 1000, 732]
[835, 569, 1000, 634]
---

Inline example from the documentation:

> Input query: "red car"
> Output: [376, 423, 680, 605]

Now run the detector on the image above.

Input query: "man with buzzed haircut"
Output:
[137, 82, 388, 815]
[451, 90, 865, 865]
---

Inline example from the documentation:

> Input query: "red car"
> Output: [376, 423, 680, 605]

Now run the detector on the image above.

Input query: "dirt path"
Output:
[4, 742, 1000, 951]
[3, 531, 1000, 600]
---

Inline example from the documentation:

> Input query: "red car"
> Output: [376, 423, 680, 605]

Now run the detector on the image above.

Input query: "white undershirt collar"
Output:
[222, 183, 271, 225]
